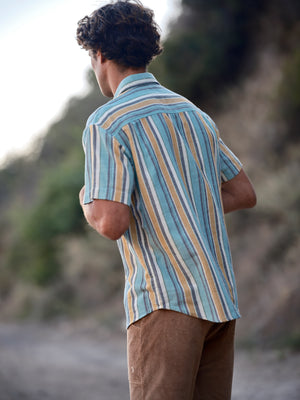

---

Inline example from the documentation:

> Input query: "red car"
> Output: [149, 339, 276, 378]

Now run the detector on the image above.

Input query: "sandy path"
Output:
[0, 323, 299, 400]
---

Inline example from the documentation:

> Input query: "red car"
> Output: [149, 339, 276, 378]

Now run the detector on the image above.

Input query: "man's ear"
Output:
[97, 50, 107, 64]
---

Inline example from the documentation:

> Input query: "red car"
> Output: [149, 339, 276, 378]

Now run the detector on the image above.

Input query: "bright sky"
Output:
[0, 0, 180, 165]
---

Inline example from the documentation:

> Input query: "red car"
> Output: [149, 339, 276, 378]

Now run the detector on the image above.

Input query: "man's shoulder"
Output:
[86, 85, 210, 136]
[86, 98, 116, 127]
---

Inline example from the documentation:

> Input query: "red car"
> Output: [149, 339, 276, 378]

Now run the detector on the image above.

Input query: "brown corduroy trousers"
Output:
[127, 310, 236, 400]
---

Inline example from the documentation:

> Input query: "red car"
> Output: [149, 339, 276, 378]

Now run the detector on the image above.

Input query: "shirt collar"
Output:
[114, 72, 159, 98]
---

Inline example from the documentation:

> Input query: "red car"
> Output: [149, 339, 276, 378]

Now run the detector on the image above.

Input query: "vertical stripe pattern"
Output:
[82, 73, 242, 327]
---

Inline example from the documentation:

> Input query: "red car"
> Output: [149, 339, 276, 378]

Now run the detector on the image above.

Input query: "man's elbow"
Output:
[96, 216, 130, 240]
[243, 187, 257, 209]
[250, 191, 257, 208]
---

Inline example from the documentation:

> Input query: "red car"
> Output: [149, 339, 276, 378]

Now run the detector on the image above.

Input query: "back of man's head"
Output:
[76, 0, 163, 69]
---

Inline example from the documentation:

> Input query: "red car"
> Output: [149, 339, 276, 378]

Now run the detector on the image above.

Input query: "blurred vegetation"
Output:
[151, 0, 266, 108]
[277, 48, 300, 146]
[0, 0, 299, 348]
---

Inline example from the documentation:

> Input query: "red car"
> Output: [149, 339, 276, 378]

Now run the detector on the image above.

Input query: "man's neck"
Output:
[108, 62, 146, 96]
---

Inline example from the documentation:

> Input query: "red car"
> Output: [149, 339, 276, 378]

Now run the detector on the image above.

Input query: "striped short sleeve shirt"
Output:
[82, 73, 242, 327]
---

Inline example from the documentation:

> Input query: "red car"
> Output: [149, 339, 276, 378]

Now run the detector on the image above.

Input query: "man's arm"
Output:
[79, 186, 131, 240]
[221, 169, 256, 214]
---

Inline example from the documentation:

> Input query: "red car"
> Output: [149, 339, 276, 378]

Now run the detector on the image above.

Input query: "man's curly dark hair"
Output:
[76, 0, 163, 68]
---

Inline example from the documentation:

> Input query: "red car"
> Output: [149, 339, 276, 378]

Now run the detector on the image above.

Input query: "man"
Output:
[76, 1, 256, 399]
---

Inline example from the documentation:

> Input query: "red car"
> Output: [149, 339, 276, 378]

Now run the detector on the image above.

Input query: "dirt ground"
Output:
[0, 322, 299, 400]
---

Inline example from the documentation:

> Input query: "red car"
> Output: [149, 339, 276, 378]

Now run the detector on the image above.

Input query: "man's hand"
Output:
[221, 169, 256, 214]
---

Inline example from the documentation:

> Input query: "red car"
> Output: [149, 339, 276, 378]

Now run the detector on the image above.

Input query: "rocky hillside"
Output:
[216, 43, 299, 348]
[0, 0, 299, 349]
